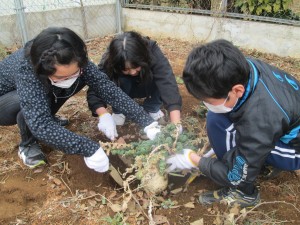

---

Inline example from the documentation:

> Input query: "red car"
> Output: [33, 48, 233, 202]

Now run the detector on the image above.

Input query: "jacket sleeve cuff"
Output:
[91, 103, 107, 117]
[166, 104, 182, 112]
[198, 156, 213, 175]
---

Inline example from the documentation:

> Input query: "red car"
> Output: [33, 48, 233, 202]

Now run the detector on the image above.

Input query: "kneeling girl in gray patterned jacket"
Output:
[0, 27, 160, 171]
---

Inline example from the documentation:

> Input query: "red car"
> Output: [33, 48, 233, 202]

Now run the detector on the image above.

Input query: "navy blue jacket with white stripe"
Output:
[199, 58, 300, 189]
[0, 47, 153, 157]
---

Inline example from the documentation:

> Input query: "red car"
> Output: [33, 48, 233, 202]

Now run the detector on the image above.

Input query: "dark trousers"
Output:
[0, 81, 84, 147]
[206, 111, 300, 170]
[113, 76, 162, 114]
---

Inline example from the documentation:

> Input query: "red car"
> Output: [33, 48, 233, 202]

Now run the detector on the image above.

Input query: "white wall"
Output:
[0, 4, 117, 46]
[123, 8, 300, 58]
[1, 5, 299, 59]
[0, 0, 115, 16]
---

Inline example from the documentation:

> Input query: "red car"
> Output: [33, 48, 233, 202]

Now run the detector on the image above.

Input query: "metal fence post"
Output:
[116, 0, 122, 34]
[221, 0, 228, 12]
[14, 0, 28, 46]
[80, 0, 88, 40]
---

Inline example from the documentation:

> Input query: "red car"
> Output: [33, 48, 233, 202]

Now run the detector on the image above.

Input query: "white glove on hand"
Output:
[203, 148, 215, 157]
[149, 110, 164, 121]
[98, 113, 118, 141]
[112, 113, 125, 126]
[166, 149, 198, 172]
[144, 121, 161, 140]
[84, 147, 109, 172]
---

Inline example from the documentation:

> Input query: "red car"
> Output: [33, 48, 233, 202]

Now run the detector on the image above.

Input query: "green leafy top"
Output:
[111, 118, 204, 179]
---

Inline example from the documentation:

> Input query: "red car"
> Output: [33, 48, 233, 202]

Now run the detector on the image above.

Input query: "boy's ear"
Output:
[231, 84, 245, 98]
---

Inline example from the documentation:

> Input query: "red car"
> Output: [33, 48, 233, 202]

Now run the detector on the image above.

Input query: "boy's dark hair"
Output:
[102, 31, 152, 84]
[183, 39, 250, 100]
[25, 27, 88, 86]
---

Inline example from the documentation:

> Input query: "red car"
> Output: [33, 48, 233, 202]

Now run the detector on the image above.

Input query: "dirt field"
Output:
[0, 36, 300, 225]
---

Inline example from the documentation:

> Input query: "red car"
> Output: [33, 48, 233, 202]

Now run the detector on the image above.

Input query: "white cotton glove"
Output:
[112, 113, 125, 126]
[203, 148, 215, 157]
[84, 147, 109, 172]
[98, 113, 118, 141]
[149, 110, 164, 121]
[166, 149, 198, 173]
[144, 121, 161, 140]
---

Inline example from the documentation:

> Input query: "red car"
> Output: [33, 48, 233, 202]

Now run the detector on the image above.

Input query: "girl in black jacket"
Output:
[87, 31, 182, 137]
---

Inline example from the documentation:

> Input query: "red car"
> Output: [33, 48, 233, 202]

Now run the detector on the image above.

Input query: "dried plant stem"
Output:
[123, 174, 150, 220]
[148, 198, 155, 225]
[60, 175, 73, 196]
[234, 201, 300, 223]
[145, 143, 173, 172]
[171, 125, 181, 150]
[60, 161, 74, 196]
[0, 174, 9, 184]
[75, 193, 114, 205]
[197, 141, 211, 156]
[149, 144, 170, 157]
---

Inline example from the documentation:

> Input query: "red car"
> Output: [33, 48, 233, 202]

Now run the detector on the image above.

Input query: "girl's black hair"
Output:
[183, 39, 250, 100]
[25, 27, 88, 87]
[102, 31, 152, 84]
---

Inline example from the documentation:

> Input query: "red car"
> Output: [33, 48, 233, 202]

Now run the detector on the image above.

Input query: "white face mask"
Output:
[203, 96, 238, 113]
[49, 76, 78, 88]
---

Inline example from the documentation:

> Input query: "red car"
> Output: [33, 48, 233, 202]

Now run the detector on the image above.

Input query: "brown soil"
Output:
[1, 37, 300, 225]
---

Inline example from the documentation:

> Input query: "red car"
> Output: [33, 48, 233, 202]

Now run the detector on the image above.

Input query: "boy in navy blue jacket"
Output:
[166, 39, 300, 208]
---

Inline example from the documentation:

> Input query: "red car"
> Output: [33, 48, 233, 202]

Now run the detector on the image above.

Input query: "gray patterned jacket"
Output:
[0, 48, 153, 156]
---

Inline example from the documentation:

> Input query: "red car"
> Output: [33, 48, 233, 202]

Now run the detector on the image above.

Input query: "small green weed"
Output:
[161, 198, 175, 209]
[102, 212, 127, 225]
[193, 103, 207, 118]
[175, 76, 184, 84]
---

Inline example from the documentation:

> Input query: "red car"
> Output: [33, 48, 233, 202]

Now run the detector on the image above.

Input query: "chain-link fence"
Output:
[1, 0, 299, 48]
[0, 0, 121, 47]
[123, 0, 300, 26]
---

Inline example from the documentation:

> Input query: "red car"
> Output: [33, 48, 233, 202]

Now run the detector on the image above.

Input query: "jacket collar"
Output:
[233, 58, 259, 111]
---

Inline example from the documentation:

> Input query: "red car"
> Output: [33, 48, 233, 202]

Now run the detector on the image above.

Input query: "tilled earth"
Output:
[0, 36, 300, 224]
